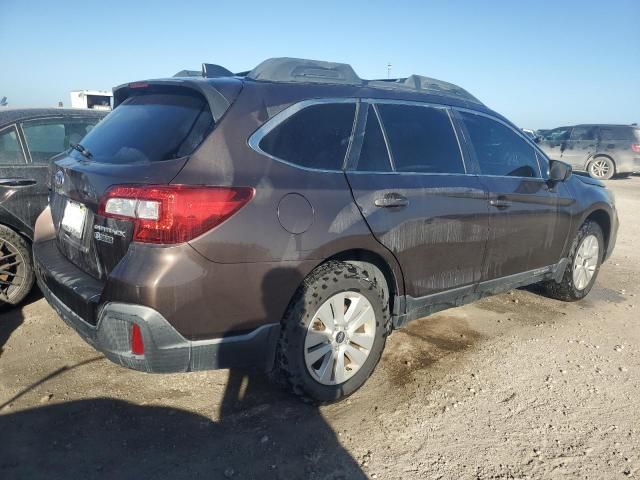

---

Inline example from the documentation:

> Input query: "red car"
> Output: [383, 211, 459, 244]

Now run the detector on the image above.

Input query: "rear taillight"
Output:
[98, 185, 254, 244]
[131, 324, 144, 355]
[631, 143, 640, 153]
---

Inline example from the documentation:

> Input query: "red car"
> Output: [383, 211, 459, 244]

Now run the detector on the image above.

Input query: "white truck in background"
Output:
[70, 90, 113, 110]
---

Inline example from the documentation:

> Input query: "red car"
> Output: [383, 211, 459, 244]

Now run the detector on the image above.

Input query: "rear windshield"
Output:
[71, 90, 213, 164]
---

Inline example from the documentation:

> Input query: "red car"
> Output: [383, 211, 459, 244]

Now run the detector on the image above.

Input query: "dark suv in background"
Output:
[537, 124, 640, 180]
[0, 108, 105, 306]
[33, 58, 618, 402]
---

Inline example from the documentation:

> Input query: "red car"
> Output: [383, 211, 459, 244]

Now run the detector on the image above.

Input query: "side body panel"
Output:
[476, 176, 571, 280]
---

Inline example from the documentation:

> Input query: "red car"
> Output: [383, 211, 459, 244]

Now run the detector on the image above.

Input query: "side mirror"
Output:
[548, 159, 572, 183]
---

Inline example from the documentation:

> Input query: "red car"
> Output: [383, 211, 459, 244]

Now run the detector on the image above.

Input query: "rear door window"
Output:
[459, 111, 540, 178]
[377, 103, 464, 174]
[0, 125, 26, 165]
[23, 117, 104, 163]
[22, 119, 66, 163]
[355, 105, 392, 172]
[259, 103, 356, 170]
[72, 90, 214, 164]
[599, 126, 635, 142]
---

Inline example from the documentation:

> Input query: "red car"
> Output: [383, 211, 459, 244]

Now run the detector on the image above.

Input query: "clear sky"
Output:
[1, 0, 638, 129]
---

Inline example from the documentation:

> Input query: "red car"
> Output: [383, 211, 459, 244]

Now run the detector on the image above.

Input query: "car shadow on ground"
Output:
[0, 288, 42, 358]
[0, 267, 367, 479]
[0, 371, 366, 479]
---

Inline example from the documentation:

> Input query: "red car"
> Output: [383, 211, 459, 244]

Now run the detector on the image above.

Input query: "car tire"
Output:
[0, 225, 35, 308]
[588, 156, 615, 180]
[543, 220, 603, 302]
[275, 260, 390, 403]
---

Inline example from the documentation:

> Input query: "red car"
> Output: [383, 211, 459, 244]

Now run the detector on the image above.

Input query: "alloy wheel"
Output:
[304, 291, 376, 385]
[0, 239, 26, 303]
[572, 234, 599, 290]
[589, 159, 612, 179]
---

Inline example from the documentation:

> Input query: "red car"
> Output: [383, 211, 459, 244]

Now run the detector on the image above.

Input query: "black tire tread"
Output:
[0, 224, 34, 307]
[543, 220, 603, 302]
[275, 260, 390, 403]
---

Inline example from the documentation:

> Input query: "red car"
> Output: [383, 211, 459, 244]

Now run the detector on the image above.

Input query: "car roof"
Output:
[574, 124, 636, 128]
[139, 57, 486, 109]
[0, 108, 107, 128]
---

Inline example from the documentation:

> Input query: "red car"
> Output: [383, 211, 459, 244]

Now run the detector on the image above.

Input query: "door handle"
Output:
[374, 193, 409, 208]
[489, 197, 511, 209]
[0, 178, 37, 188]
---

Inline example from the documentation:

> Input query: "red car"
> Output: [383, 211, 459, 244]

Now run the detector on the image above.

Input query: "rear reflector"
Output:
[632, 143, 640, 153]
[99, 185, 254, 244]
[131, 324, 144, 355]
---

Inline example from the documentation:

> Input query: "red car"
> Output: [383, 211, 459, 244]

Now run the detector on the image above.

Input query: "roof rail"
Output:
[247, 57, 363, 86]
[173, 69, 201, 78]
[368, 75, 482, 104]
[172, 57, 483, 104]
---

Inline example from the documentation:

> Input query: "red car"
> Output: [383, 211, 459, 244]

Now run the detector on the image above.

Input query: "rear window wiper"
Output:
[70, 143, 93, 160]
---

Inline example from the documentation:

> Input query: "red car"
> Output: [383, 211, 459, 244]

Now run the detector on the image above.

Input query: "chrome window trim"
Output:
[248, 96, 547, 180]
[447, 108, 468, 174]
[346, 170, 475, 177]
[371, 103, 396, 171]
[453, 107, 544, 178]
[247, 98, 359, 173]
[0, 124, 28, 165]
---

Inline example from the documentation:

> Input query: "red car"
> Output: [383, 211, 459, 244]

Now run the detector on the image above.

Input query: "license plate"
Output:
[61, 200, 87, 239]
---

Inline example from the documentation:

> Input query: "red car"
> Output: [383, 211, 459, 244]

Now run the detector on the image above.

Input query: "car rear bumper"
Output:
[34, 239, 280, 373]
[614, 155, 640, 173]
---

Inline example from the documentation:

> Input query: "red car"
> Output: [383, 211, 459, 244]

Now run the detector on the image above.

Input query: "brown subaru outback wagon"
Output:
[34, 58, 618, 402]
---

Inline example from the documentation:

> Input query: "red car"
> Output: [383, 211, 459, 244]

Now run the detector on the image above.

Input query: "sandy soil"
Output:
[1, 176, 639, 480]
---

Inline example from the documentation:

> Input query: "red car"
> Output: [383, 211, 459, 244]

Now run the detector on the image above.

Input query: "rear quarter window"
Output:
[258, 102, 356, 170]
[73, 90, 214, 164]
[599, 126, 636, 142]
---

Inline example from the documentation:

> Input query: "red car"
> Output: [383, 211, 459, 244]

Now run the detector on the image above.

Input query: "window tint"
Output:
[570, 126, 596, 141]
[73, 91, 213, 164]
[23, 118, 102, 163]
[541, 127, 570, 142]
[460, 111, 540, 178]
[260, 103, 355, 170]
[599, 126, 635, 141]
[22, 120, 65, 163]
[377, 104, 464, 174]
[0, 126, 25, 165]
[356, 105, 392, 172]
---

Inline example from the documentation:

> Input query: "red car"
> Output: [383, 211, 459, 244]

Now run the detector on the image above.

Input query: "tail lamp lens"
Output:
[131, 324, 145, 355]
[98, 185, 254, 244]
[631, 143, 640, 153]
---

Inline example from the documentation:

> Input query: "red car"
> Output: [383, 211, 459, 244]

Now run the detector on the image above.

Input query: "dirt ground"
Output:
[1, 176, 639, 480]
